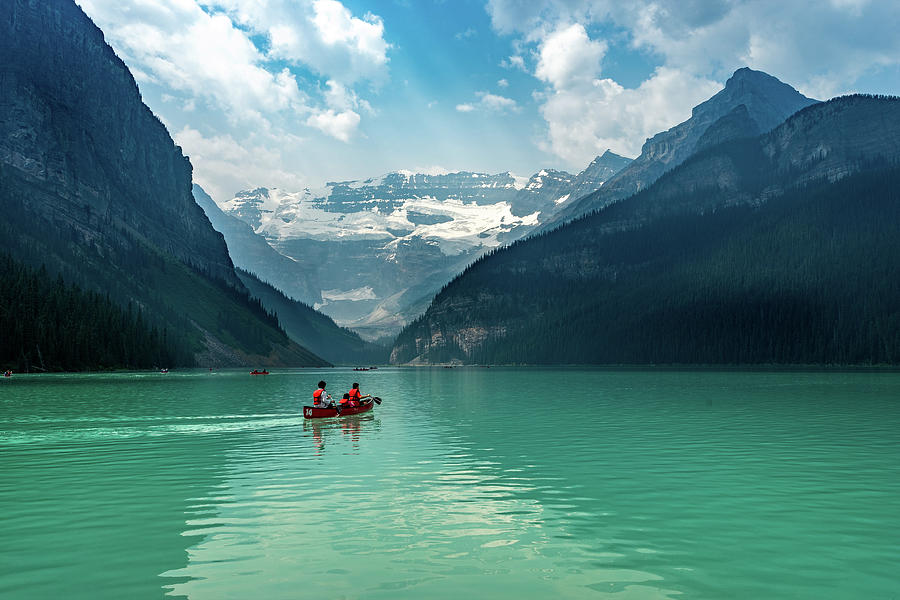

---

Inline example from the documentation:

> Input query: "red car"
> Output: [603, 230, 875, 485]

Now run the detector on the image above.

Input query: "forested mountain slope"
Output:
[392, 95, 900, 365]
[236, 269, 389, 365]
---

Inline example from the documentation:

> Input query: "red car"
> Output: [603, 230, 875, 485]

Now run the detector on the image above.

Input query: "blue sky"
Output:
[77, 0, 900, 201]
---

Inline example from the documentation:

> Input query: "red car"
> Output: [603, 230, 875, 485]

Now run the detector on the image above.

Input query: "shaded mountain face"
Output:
[567, 150, 633, 202]
[391, 95, 900, 365]
[0, 0, 325, 367]
[214, 156, 629, 340]
[235, 269, 389, 365]
[194, 185, 318, 303]
[547, 68, 818, 228]
[0, 0, 235, 284]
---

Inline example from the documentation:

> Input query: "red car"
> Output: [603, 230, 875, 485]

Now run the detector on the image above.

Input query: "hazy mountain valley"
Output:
[202, 152, 631, 341]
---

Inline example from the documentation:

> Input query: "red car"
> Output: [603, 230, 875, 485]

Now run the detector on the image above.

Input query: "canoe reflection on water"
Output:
[303, 413, 376, 455]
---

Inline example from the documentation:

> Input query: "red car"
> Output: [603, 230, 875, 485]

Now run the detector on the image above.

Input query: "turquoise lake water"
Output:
[1, 368, 898, 599]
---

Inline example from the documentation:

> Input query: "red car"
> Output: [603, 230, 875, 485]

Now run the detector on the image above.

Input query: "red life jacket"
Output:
[313, 388, 325, 405]
[348, 388, 361, 402]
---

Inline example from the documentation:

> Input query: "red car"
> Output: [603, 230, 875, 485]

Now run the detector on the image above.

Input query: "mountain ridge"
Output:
[391, 94, 900, 365]
[545, 67, 818, 228]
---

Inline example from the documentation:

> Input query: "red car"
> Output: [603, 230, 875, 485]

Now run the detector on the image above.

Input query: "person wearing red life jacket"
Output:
[339, 392, 351, 406]
[347, 382, 371, 407]
[313, 381, 333, 407]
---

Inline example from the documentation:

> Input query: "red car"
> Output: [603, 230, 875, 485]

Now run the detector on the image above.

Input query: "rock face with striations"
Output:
[566, 150, 633, 203]
[0, 0, 327, 366]
[546, 68, 818, 227]
[0, 0, 236, 284]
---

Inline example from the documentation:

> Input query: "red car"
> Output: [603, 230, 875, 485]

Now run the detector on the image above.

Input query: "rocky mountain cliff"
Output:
[1, 0, 235, 284]
[0, 0, 325, 367]
[546, 68, 818, 228]
[194, 184, 319, 302]
[391, 95, 900, 365]
[567, 150, 633, 202]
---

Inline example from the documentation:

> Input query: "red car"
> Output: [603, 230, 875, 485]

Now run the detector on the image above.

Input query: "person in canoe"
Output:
[313, 381, 334, 407]
[347, 382, 371, 407]
[339, 392, 352, 407]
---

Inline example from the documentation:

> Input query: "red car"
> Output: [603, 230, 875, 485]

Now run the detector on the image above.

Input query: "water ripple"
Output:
[1, 368, 898, 599]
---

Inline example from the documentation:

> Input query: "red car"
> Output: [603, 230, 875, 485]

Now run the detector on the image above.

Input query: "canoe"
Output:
[250, 370, 269, 375]
[303, 400, 375, 419]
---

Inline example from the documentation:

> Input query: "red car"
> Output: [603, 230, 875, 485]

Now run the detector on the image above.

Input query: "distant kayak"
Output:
[303, 398, 378, 419]
[250, 370, 269, 375]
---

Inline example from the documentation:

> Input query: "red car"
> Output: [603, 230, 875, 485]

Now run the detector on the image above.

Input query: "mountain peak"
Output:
[694, 68, 817, 130]
[600, 149, 627, 160]
[543, 68, 818, 227]
[726, 67, 777, 85]
[590, 150, 632, 167]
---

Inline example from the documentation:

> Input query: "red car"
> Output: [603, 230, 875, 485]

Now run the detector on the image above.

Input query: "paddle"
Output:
[352, 393, 381, 406]
[334, 396, 380, 415]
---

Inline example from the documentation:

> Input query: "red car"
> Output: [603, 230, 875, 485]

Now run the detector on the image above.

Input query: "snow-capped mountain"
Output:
[209, 158, 631, 340]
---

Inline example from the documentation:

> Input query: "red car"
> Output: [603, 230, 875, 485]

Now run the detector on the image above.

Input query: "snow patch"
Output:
[510, 174, 529, 190]
[224, 170, 549, 256]
[555, 193, 570, 205]
[322, 286, 377, 302]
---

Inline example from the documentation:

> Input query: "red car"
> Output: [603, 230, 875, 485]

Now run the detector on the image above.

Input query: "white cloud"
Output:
[486, 0, 900, 167]
[175, 126, 307, 202]
[322, 79, 373, 115]
[500, 55, 527, 71]
[456, 92, 520, 114]
[75, 0, 392, 198]
[529, 19, 720, 165]
[488, 0, 900, 96]
[478, 92, 519, 112]
[497, 78, 509, 88]
[306, 109, 362, 142]
[310, 0, 389, 68]
[78, 0, 308, 124]
[535, 23, 606, 90]
[215, 0, 389, 84]
[538, 67, 720, 164]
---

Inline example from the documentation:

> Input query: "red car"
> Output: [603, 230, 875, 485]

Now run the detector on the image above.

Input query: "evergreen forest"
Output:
[0, 254, 194, 371]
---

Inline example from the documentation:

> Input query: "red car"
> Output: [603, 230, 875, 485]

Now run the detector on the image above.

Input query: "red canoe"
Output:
[303, 400, 375, 419]
[250, 370, 269, 375]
